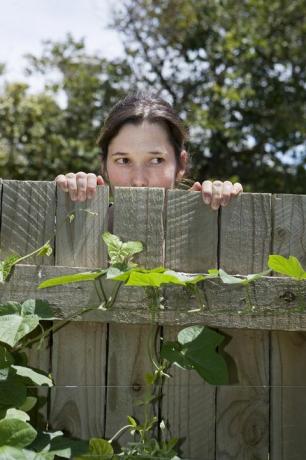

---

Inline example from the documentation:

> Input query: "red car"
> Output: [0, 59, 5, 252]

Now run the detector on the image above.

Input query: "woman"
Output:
[55, 92, 243, 209]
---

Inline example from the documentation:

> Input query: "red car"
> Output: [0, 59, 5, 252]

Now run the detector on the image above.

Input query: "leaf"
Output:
[218, 269, 245, 284]
[18, 397, 38, 413]
[37, 242, 53, 257]
[0, 254, 21, 283]
[21, 300, 55, 320]
[11, 366, 53, 387]
[75, 437, 114, 460]
[160, 341, 193, 370]
[110, 267, 204, 287]
[0, 314, 39, 347]
[0, 418, 37, 448]
[30, 430, 87, 458]
[177, 325, 204, 345]
[268, 255, 306, 279]
[162, 326, 228, 385]
[38, 271, 105, 289]
[102, 232, 143, 266]
[163, 270, 205, 284]
[0, 376, 27, 408]
[0, 446, 34, 460]
[0, 346, 14, 369]
[127, 416, 137, 427]
[5, 409, 30, 422]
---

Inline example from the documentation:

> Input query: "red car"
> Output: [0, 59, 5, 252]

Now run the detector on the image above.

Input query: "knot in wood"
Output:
[279, 290, 296, 302]
[132, 382, 142, 392]
[242, 412, 266, 446]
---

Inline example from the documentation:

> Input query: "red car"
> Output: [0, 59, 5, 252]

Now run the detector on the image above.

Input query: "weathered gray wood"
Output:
[2, 265, 306, 329]
[163, 190, 218, 459]
[165, 190, 218, 272]
[112, 187, 165, 267]
[49, 321, 107, 440]
[0, 180, 56, 264]
[0, 180, 55, 427]
[105, 187, 165, 446]
[271, 194, 306, 460]
[50, 186, 109, 439]
[216, 193, 271, 460]
[56, 186, 109, 267]
[220, 193, 272, 274]
[162, 326, 216, 460]
[216, 330, 269, 459]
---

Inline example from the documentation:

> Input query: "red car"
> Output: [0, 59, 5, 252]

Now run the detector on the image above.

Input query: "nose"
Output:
[130, 168, 148, 187]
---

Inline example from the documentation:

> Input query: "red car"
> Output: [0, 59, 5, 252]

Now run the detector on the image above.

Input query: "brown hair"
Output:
[96, 92, 188, 172]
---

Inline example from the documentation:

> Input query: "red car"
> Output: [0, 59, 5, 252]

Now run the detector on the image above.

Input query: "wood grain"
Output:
[105, 188, 165, 446]
[49, 186, 109, 439]
[0, 180, 55, 427]
[216, 193, 271, 460]
[162, 189, 218, 459]
[271, 194, 306, 460]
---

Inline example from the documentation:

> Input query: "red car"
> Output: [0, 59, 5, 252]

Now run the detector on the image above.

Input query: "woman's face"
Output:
[105, 121, 187, 189]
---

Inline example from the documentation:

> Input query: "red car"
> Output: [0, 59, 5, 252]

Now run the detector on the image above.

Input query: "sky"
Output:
[0, 0, 124, 88]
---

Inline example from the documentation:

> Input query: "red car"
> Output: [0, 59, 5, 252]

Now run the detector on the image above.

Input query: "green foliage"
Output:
[75, 438, 114, 460]
[161, 326, 228, 384]
[38, 270, 105, 289]
[113, 0, 306, 192]
[0, 300, 54, 347]
[268, 255, 306, 279]
[0, 35, 133, 181]
[102, 232, 143, 269]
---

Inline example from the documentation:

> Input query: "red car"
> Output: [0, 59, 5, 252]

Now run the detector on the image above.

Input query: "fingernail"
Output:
[203, 195, 211, 204]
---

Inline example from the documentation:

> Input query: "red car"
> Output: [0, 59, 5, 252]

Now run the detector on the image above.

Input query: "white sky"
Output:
[0, 0, 124, 87]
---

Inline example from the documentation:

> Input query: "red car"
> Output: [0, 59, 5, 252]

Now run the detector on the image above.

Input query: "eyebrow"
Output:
[111, 151, 166, 156]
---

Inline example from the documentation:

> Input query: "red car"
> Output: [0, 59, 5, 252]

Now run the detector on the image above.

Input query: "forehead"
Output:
[108, 121, 174, 153]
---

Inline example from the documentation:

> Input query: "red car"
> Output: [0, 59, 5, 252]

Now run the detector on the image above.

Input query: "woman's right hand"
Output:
[55, 172, 105, 202]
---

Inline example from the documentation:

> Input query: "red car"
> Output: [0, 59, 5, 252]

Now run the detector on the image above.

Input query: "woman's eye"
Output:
[116, 158, 129, 164]
[151, 158, 164, 164]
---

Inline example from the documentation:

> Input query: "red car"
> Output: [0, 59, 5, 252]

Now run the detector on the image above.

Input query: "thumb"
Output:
[189, 181, 202, 191]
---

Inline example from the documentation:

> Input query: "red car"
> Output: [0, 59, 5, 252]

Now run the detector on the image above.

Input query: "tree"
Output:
[112, 0, 306, 192]
[0, 35, 134, 179]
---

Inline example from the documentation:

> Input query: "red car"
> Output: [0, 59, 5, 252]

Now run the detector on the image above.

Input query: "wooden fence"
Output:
[1, 180, 306, 460]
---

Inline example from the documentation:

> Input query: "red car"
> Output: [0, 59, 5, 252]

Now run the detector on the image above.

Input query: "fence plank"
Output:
[217, 193, 271, 460]
[271, 194, 306, 460]
[49, 186, 109, 439]
[165, 190, 218, 272]
[0, 180, 56, 264]
[0, 180, 56, 427]
[162, 190, 218, 460]
[105, 187, 165, 446]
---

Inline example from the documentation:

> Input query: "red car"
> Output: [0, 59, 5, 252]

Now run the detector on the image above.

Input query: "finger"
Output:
[75, 172, 87, 202]
[232, 182, 243, 195]
[202, 180, 213, 205]
[66, 173, 78, 201]
[211, 180, 223, 210]
[97, 175, 105, 186]
[86, 173, 98, 199]
[220, 181, 233, 207]
[55, 174, 69, 192]
[189, 181, 202, 192]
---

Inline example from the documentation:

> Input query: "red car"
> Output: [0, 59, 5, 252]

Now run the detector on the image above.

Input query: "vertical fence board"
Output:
[0, 180, 56, 426]
[217, 193, 271, 459]
[162, 190, 218, 460]
[0, 180, 56, 264]
[271, 194, 306, 460]
[50, 186, 109, 439]
[105, 188, 165, 446]
[165, 190, 218, 272]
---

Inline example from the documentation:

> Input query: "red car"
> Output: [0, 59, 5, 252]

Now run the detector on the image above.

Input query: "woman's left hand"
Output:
[189, 180, 243, 210]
